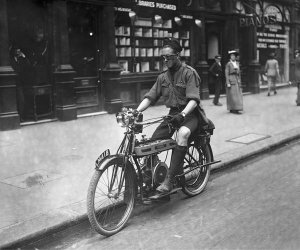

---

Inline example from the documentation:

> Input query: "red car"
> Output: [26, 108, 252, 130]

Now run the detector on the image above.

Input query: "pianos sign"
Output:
[239, 15, 277, 27]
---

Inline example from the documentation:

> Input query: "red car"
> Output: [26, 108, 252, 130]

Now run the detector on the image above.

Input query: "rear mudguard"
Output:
[207, 143, 214, 162]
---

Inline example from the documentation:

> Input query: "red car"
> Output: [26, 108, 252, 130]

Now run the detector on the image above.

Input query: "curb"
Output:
[1, 126, 300, 249]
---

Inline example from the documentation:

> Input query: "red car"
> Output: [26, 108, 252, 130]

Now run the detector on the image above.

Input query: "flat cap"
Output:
[163, 38, 182, 53]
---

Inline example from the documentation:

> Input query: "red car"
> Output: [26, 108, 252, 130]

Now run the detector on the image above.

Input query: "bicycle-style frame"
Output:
[88, 111, 220, 236]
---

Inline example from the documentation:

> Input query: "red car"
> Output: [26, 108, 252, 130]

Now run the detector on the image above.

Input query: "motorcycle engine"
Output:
[153, 161, 168, 186]
[141, 156, 168, 189]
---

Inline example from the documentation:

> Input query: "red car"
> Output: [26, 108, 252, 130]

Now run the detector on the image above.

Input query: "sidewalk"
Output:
[1, 86, 300, 248]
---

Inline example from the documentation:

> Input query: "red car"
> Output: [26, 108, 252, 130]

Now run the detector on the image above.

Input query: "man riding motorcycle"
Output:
[135, 38, 204, 194]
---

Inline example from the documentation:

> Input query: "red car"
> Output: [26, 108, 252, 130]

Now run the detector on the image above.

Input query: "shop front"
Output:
[114, 0, 212, 104]
[256, 3, 291, 87]
[0, 0, 119, 130]
[236, 0, 293, 93]
[1, 0, 299, 131]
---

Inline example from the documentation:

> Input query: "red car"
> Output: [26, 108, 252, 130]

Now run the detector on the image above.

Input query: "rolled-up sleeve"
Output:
[143, 77, 162, 105]
[185, 69, 201, 103]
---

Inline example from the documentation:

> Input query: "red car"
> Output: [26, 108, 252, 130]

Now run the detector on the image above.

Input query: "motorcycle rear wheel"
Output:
[87, 158, 136, 236]
[182, 143, 212, 196]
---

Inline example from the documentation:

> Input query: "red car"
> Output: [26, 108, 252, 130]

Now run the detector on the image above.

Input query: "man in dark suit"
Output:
[209, 55, 223, 106]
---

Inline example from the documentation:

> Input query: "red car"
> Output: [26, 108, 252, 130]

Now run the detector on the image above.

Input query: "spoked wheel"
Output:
[87, 158, 136, 236]
[182, 143, 212, 196]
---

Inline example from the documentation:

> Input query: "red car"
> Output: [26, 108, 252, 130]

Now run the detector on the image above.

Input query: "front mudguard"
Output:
[95, 150, 125, 171]
[95, 153, 138, 193]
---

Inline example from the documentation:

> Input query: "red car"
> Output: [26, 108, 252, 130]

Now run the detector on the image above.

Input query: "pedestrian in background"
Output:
[209, 54, 223, 106]
[225, 50, 243, 114]
[265, 52, 280, 96]
[294, 50, 300, 106]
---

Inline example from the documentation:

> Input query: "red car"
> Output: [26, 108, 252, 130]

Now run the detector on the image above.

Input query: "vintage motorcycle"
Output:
[87, 107, 219, 236]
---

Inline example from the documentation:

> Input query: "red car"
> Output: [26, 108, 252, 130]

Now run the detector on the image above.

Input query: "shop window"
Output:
[115, 12, 192, 74]
[68, 3, 98, 77]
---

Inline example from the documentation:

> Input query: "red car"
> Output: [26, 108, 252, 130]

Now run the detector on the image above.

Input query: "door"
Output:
[67, 2, 104, 115]
[206, 21, 225, 95]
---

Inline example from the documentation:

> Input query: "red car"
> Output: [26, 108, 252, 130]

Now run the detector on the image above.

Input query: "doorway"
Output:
[67, 2, 104, 115]
[7, 0, 53, 122]
[206, 21, 225, 96]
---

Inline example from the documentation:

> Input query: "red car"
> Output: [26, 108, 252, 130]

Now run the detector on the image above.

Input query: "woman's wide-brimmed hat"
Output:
[228, 50, 239, 56]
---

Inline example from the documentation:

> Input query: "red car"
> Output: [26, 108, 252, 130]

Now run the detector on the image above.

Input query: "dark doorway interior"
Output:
[7, 0, 53, 122]
[206, 21, 225, 96]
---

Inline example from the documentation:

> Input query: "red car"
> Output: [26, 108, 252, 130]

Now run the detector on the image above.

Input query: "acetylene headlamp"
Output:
[116, 108, 134, 127]
[116, 112, 127, 127]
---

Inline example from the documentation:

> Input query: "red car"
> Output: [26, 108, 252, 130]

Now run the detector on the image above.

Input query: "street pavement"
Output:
[1, 85, 300, 248]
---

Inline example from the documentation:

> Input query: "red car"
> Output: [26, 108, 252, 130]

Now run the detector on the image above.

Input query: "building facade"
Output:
[0, 0, 299, 130]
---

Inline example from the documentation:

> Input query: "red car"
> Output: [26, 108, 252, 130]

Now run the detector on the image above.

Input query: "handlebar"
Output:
[116, 107, 173, 129]
[134, 116, 169, 126]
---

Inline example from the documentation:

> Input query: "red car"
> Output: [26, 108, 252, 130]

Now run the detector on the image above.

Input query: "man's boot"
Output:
[156, 145, 187, 193]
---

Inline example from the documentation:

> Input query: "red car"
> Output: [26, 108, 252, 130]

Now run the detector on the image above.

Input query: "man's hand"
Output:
[132, 109, 140, 117]
[170, 113, 185, 127]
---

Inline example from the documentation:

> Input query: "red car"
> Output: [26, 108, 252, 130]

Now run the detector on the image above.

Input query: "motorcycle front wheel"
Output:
[87, 158, 136, 236]
[182, 143, 212, 196]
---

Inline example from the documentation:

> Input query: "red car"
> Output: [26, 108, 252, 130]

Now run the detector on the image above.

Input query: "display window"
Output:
[115, 10, 192, 74]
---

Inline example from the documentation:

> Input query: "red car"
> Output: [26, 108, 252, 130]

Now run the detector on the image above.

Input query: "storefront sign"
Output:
[136, 0, 176, 11]
[257, 32, 288, 49]
[181, 14, 193, 19]
[239, 15, 276, 27]
[115, 7, 132, 12]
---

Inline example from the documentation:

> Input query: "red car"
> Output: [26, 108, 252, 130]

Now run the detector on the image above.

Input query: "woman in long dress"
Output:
[225, 50, 243, 114]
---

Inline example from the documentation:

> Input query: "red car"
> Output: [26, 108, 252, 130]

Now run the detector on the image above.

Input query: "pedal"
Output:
[148, 187, 181, 200]
[142, 199, 154, 205]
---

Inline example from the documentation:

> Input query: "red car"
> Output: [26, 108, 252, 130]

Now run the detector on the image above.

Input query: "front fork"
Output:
[107, 155, 130, 197]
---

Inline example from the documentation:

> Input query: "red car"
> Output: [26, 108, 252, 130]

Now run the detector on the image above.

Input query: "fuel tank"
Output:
[134, 139, 176, 156]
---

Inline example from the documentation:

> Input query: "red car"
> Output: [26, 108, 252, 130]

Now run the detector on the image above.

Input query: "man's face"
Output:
[161, 47, 178, 69]
[215, 57, 221, 62]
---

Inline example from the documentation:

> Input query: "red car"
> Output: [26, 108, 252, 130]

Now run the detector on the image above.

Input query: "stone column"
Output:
[51, 0, 77, 121]
[247, 24, 261, 94]
[0, 0, 20, 130]
[223, 0, 238, 52]
[290, 2, 299, 83]
[194, 25, 209, 99]
[101, 4, 122, 113]
[284, 27, 290, 83]
[193, 14, 209, 99]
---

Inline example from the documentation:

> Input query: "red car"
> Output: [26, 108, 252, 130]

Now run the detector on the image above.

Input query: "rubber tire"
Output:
[182, 143, 212, 197]
[87, 158, 136, 236]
